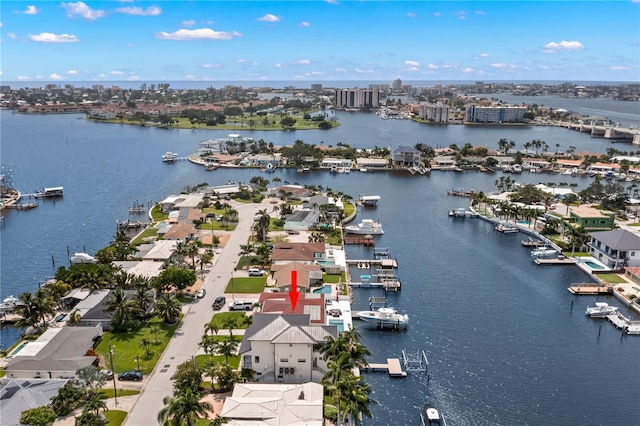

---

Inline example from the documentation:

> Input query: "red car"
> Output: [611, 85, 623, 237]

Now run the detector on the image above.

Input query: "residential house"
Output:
[391, 146, 421, 168]
[320, 157, 353, 169]
[588, 230, 640, 269]
[4, 325, 103, 379]
[433, 156, 456, 168]
[0, 379, 69, 426]
[283, 209, 319, 232]
[271, 243, 327, 265]
[259, 293, 326, 325]
[112, 260, 164, 279]
[271, 185, 313, 200]
[221, 382, 323, 426]
[355, 157, 388, 170]
[136, 240, 178, 262]
[568, 206, 615, 231]
[238, 314, 337, 383]
[270, 262, 323, 292]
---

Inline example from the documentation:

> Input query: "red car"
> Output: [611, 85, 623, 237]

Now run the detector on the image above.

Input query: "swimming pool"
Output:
[329, 319, 345, 333]
[585, 261, 605, 270]
[9, 341, 28, 357]
[313, 285, 333, 294]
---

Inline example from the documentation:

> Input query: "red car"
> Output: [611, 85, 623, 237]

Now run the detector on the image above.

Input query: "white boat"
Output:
[34, 186, 64, 198]
[70, 252, 98, 264]
[420, 404, 443, 426]
[344, 219, 383, 235]
[359, 195, 381, 207]
[0, 295, 20, 312]
[357, 307, 408, 329]
[585, 302, 618, 318]
[162, 152, 178, 162]
[495, 222, 518, 233]
[512, 164, 522, 173]
[531, 246, 558, 258]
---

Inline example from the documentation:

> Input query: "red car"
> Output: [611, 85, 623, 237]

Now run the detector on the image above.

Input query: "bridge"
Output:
[557, 121, 640, 144]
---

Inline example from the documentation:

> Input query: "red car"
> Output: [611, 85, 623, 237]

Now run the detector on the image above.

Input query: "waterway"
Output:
[1, 109, 639, 424]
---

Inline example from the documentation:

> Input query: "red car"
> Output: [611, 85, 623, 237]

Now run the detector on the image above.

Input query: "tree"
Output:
[154, 267, 197, 293]
[104, 287, 139, 331]
[214, 338, 239, 363]
[51, 381, 85, 416]
[254, 209, 271, 242]
[220, 316, 238, 339]
[150, 323, 162, 343]
[20, 406, 58, 426]
[185, 241, 202, 270]
[170, 360, 203, 396]
[280, 116, 297, 129]
[154, 294, 182, 324]
[140, 337, 153, 357]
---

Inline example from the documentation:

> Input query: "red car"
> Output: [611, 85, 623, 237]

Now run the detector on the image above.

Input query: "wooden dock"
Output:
[568, 284, 613, 295]
[535, 257, 576, 265]
[344, 237, 375, 246]
[360, 358, 407, 377]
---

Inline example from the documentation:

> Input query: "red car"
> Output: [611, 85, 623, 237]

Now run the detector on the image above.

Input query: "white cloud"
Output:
[326, 0, 339, 5]
[202, 63, 222, 69]
[116, 5, 162, 16]
[296, 59, 311, 65]
[18, 75, 30, 80]
[61, 2, 105, 20]
[355, 68, 373, 73]
[480, 53, 489, 57]
[299, 21, 311, 27]
[29, 32, 79, 43]
[543, 40, 584, 52]
[274, 63, 283, 68]
[427, 64, 439, 69]
[110, 70, 124, 75]
[17, 5, 39, 15]
[461, 67, 474, 73]
[405, 60, 420, 67]
[406, 67, 419, 72]
[156, 28, 242, 40]
[454, 11, 467, 20]
[433, 12, 441, 17]
[407, 12, 416, 18]
[611, 65, 631, 70]
[474, 11, 487, 15]
[257, 14, 280, 22]
[49, 73, 63, 80]
[67, 70, 78, 75]
[7, 32, 19, 40]
[182, 20, 197, 27]
[490, 63, 507, 69]
[334, 67, 347, 73]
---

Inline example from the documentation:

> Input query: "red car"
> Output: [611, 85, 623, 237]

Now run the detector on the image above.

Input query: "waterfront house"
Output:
[248, 153, 283, 167]
[283, 208, 319, 232]
[588, 230, 640, 269]
[221, 382, 323, 425]
[320, 157, 353, 169]
[112, 260, 164, 279]
[522, 158, 552, 171]
[259, 292, 326, 325]
[391, 146, 422, 168]
[4, 325, 103, 379]
[271, 262, 324, 292]
[238, 314, 337, 383]
[355, 157, 388, 170]
[163, 223, 198, 241]
[433, 156, 456, 168]
[0, 378, 69, 426]
[136, 240, 178, 262]
[271, 243, 327, 265]
[270, 184, 313, 200]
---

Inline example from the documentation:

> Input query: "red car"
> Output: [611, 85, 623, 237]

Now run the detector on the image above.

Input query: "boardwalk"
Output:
[568, 284, 613, 295]
[360, 358, 407, 377]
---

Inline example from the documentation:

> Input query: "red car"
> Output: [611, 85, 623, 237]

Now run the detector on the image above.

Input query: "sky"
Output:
[1, 0, 639, 84]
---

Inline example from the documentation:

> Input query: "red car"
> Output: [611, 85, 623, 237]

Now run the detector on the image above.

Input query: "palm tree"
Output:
[132, 285, 153, 316]
[68, 308, 82, 326]
[154, 294, 182, 324]
[104, 287, 137, 331]
[150, 324, 162, 343]
[254, 209, 271, 242]
[185, 241, 201, 270]
[140, 337, 152, 357]
[341, 378, 375, 426]
[220, 316, 237, 338]
[214, 338, 239, 363]
[204, 318, 219, 336]
[157, 389, 211, 426]
[33, 289, 56, 327]
[209, 415, 228, 426]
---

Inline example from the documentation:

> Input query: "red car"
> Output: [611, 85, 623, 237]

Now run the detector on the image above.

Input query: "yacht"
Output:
[420, 404, 444, 426]
[70, 252, 98, 264]
[35, 186, 64, 198]
[585, 302, 618, 318]
[0, 295, 20, 312]
[356, 307, 408, 329]
[495, 222, 518, 233]
[344, 219, 383, 235]
[162, 152, 178, 162]
[530, 246, 558, 258]
[512, 164, 522, 173]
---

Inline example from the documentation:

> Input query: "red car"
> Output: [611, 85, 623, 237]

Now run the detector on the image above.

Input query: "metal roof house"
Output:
[588, 230, 640, 269]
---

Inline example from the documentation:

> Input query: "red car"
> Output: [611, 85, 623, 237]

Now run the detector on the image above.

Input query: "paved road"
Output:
[125, 201, 266, 426]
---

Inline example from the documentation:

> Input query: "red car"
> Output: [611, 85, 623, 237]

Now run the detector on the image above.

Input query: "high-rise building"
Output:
[334, 88, 380, 109]
[465, 105, 526, 123]
[310, 84, 323, 92]
[392, 78, 403, 91]
[419, 103, 450, 123]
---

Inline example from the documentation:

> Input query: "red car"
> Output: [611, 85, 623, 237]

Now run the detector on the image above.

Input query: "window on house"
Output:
[280, 358, 289, 363]
[298, 359, 307, 363]
[254, 356, 260, 363]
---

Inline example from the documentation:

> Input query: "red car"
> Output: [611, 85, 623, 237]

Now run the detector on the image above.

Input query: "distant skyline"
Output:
[1, 1, 639, 84]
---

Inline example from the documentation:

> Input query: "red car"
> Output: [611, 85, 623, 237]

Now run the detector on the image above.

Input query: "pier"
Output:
[535, 257, 576, 265]
[447, 188, 475, 197]
[606, 311, 640, 335]
[344, 236, 375, 246]
[360, 358, 407, 377]
[568, 284, 613, 294]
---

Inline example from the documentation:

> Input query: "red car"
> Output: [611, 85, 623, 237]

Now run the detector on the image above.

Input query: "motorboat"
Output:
[420, 404, 443, 426]
[0, 295, 20, 312]
[359, 195, 381, 207]
[495, 222, 518, 233]
[530, 246, 558, 258]
[34, 186, 63, 198]
[512, 164, 522, 173]
[70, 252, 98, 264]
[344, 219, 383, 235]
[585, 302, 618, 318]
[356, 307, 408, 329]
[162, 152, 178, 162]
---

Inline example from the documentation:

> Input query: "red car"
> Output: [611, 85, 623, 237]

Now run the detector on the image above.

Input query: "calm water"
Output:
[1, 110, 639, 424]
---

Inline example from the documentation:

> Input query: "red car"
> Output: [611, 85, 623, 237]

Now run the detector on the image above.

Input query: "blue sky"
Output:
[1, 1, 639, 83]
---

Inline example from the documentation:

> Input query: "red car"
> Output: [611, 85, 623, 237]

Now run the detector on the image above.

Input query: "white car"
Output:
[248, 268, 266, 276]
[228, 301, 253, 311]
[196, 288, 206, 298]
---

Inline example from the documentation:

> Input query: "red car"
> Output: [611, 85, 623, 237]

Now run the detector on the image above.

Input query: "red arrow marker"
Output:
[289, 270, 299, 310]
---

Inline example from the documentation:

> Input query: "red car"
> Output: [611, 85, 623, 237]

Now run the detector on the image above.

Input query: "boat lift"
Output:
[402, 349, 429, 374]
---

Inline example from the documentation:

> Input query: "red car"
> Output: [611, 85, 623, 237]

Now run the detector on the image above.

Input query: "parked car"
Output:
[99, 369, 113, 380]
[212, 296, 226, 310]
[228, 301, 253, 311]
[196, 288, 206, 298]
[118, 370, 143, 381]
[248, 268, 266, 276]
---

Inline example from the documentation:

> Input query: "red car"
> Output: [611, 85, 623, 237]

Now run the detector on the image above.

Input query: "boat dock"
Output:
[535, 257, 576, 265]
[606, 311, 640, 335]
[447, 188, 475, 197]
[360, 358, 407, 377]
[568, 284, 613, 294]
[344, 236, 375, 246]
[369, 296, 387, 309]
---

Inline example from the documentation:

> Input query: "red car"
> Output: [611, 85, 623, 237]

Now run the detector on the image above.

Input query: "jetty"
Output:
[606, 312, 640, 335]
[568, 284, 613, 294]
[360, 358, 407, 377]
[344, 236, 375, 246]
[535, 257, 576, 265]
[358, 195, 381, 207]
[447, 188, 474, 197]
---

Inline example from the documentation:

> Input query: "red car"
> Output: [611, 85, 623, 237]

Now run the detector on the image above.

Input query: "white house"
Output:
[588, 230, 640, 269]
[239, 314, 338, 384]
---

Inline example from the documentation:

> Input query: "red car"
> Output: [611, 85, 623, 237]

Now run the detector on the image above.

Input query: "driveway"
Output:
[124, 201, 265, 425]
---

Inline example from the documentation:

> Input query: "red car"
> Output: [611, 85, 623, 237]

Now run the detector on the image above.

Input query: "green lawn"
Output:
[105, 410, 128, 426]
[194, 354, 241, 369]
[343, 202, 356, 217]
[100, 389, 140, 399]
[323, 272, 346, 283]
[597, 274, 628, 284]
[210, 312, 251, 329]
[150, 205, 168, 221]
[236, 255, 262, 270]
[95, 319, 180, 375]
[131, 227, 158, 245]
[225, 277, 266, 293]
